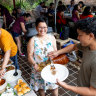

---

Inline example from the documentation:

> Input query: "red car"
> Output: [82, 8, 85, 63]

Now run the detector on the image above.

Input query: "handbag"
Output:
[52, 54, 69, 65]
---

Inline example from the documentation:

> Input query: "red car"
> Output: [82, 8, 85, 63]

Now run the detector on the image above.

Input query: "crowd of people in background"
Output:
[0, 1, 96, 96]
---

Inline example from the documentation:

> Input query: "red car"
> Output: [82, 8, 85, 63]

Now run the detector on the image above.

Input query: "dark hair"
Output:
[76, 17, 96, 38]
[23, 13, 31, 17]
[57, 5, 65, 12]
[78, 1, 85, 7]
[50, 3, 54, 7]
[58, 1, 62, 5]
[35, 17, 47, 27]
[72, 4, 79, 12]
[82, 6, 91, 16]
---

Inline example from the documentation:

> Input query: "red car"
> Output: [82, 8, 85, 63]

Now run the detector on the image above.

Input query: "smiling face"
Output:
[77, 29, 94, 46]
[36, 22, 48, 36]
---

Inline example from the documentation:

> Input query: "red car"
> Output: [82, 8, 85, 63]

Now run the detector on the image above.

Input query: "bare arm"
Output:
[2, 50, 11, 69]
[75, 11, 80, 19]
[58, 80, 96, 96]
[0, 50, 11, 77]
[52, 35, 57, 51]
[48, 44, 78, 58]
[20, 22, 27, 33]
[27, 37, 36, 65]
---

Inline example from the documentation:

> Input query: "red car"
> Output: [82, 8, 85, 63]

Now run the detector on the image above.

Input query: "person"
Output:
[78, 1, 86, 12]
[48, 17, 96, 96]
[72, 4, 80, 22]
[80, 6, 93, 19]
[56, 5, 66, 34]
[27, 17, 58, 96]
[68, 0, 75, 14]
[0, 28, 19, 78]
[11, 13, 31, 56]
[0, 4, 14, 29]
[47, 3, 55, 27]
[36, 2, 45, 17]
[57, 1, 66, 11]
[12, 8, 18, 20]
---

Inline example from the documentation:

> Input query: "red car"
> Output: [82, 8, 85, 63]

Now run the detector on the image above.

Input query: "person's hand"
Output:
[33, 64, 39, 72]
[48, 51, 59, 59]
[56, 79, 68, 89]
[0, 68, 5, 78]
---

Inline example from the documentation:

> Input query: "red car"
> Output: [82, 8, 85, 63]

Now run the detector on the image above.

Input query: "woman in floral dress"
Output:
[27, 17, 58, 96]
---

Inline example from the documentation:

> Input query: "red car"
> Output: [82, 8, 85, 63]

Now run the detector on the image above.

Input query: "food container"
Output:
[4, 70, 22, 87]
[0, 78, 7, 94]
[5, 65, 15, 72]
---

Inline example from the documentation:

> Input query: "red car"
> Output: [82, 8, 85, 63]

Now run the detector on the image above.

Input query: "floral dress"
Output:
[30, 34, 58, 91]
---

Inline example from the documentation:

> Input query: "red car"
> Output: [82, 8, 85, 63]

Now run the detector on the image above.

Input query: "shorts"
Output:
[11, 31, 21, 37]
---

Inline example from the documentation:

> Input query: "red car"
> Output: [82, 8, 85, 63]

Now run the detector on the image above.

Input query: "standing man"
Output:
[48, 17, 96, 96]
[0, 28, 19, 78]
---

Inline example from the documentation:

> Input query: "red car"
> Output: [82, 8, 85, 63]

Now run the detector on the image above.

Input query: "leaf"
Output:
[7, 83, 11, 87]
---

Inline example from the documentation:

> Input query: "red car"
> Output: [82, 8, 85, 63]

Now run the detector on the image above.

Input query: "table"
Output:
[56, 38, 80, 49]
[9, 76, 37, 96]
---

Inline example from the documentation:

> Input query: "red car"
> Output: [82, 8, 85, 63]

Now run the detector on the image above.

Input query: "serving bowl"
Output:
[0, 78, 7, 94]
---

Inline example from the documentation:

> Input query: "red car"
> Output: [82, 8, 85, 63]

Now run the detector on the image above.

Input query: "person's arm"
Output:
[27, 37, 39, 71]
[48, 44, 78, 59]
[57, 79, 96, 95]
[20, 22, 27, 33]
[0, 50, 11, 77]
[75, 11, 80, 19]
[52, 35, 57, 51]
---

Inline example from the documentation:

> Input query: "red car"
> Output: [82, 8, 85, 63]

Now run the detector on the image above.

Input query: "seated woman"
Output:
[11, 13, 31, 56]
[72, 4, 80, 22]
[27, 17, 58, 96]
[80, 6, 93, 19]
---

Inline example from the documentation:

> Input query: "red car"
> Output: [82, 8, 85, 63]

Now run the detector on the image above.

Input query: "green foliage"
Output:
[0, 0, 53, 11]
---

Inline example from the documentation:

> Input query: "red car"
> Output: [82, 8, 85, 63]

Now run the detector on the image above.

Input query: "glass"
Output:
[38, 27, 48, 30]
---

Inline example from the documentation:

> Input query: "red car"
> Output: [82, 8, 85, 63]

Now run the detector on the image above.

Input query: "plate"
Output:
[41, 64, 69, 83]
[4, 70, 22, 87]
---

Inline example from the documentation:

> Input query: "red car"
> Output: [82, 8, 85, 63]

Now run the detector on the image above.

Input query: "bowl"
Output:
[4, 69, 22, 87]
[0, 78, 7, 94]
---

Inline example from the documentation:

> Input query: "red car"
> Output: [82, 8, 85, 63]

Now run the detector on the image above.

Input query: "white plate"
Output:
[4, 70, 22, 87]
[41, 64, 69, 83]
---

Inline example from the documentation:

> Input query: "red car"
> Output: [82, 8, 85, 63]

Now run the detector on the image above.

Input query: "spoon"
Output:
[13, 66, 18, 76]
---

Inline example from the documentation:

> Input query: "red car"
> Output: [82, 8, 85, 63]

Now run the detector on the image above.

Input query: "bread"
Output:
[17, 91, 23, 96]
[26, 86, 31, 91]
[14, 85, 19, 90]
[21, 82, 27, 88]
[52, 54, 69, 64]
[21, 88, 28, 94]
[17, 87, 22, 92]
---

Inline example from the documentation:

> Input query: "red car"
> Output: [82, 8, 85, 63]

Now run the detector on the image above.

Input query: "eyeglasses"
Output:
[38, 27, 48, 30]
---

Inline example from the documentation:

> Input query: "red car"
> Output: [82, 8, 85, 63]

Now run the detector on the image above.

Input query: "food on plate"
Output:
[17, 91, 23, 96]
[14, 85, 19, 90]
[17, 79, 23, 85]
[0, 79, 5, 86]
[52, 54, 69, 64]
[38, 59, 51, 71]
[50, 65, 56, 75]
[21, 87, 28, 94]
[8, 60, 13, 65]
[17, 87, 22, 92]
[14, 79, 31, 96]
[6, 65, 15, 72]
[21, 82, 27, 88]
[0, 55, 3, 59]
